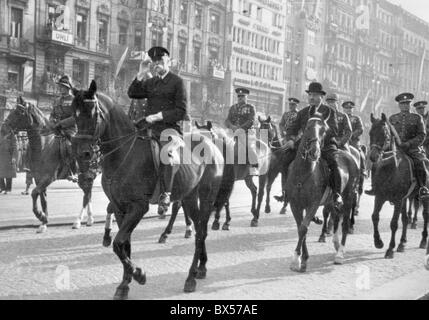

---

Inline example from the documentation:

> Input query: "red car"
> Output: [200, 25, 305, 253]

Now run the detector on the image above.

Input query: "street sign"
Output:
[51, 30, 74, 45]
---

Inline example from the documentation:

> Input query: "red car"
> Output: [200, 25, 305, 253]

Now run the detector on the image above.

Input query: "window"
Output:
[210, 12, 220, 34]
[76, 13, 87, 43]
[193, 45, 201, 70]
[98, 20, 108, 46]
[10, 7, 23, 38]
[8, 63, 20, 91]
[72, 59, 87, 89]
[195, 5, 203, 29]
[134, 29, 142, 50]
[151, 29, 163, 47]
[119, 25, 128, 45]
[179, 42, 187, 65]
[306, 55, 315, 69]
[180, 0, 188, 25]
[168, 0, 174, 19]
[136, 0, 143, 8]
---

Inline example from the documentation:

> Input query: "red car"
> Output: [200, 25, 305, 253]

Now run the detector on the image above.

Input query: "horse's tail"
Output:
[213, 164, 235, 212]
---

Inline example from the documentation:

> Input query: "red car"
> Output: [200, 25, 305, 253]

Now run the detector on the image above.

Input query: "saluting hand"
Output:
[137, 60, 151, 81]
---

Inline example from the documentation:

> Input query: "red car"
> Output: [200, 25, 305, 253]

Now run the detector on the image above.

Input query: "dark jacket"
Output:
[0, 133, 18, 178]
[286, 103, 339, 149]
[50, 94, 77, 137]
[389, 112, 426, 151]
[279, 110, 299, 138]
[349, 114, 364, 147]
[225, 102, 256, 131]
[127, 71, 187, 134]
[336, 110, 352, 147]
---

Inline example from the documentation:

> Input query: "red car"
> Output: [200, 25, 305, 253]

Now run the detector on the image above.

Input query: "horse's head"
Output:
[4, 96, 40, 132]
[300, 106, 331, 162]
[258, 115, 276, 143]
[72, 80, 105, 163]
[369, 113, 391, 163]
[194, 120, 218, 139]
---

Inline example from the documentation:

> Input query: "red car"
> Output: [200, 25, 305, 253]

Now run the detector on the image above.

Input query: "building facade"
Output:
[225, 0, 286, 119]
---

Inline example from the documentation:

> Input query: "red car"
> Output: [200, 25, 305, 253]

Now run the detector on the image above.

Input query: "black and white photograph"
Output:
[0, 0, 429, 303]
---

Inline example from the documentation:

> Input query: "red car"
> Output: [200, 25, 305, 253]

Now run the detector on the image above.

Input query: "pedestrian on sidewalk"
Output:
[0, 124, 18, 194]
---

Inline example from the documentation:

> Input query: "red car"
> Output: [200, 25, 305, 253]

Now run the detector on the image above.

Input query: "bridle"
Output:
[370, 122, 392, 157]
[300, 117, 325, 161]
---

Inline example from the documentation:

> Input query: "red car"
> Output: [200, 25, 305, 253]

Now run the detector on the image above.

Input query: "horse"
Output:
[71, 80, 234, 299]
[194, 120, 270, 229]
[368, 113, 428, 259]
[3, 97, 97, 233]
[286, 106, 360, 271]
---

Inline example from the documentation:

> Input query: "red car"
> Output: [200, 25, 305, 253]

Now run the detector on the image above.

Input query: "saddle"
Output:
[381, 151, 416, 199]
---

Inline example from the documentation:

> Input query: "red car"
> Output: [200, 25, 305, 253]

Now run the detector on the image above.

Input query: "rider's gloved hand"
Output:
[284, 140, 295, 150]
[145, 112, 163, 124]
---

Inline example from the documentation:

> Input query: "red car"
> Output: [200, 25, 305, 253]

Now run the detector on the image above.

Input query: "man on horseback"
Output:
[225, 88, 259, 176]
[127, 46, 187, 212]
[283, 82, 343, 208]
[49, 75, 78, 181]
[342, 101, 364, 150]
[325, 93, 352, 150]
[414, 101, 429, 153]
[369, 93, 429, 199]
[279, 97, 300, 140]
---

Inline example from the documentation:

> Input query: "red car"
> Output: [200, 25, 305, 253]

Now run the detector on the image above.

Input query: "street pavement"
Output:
[0, 173, 428, 300]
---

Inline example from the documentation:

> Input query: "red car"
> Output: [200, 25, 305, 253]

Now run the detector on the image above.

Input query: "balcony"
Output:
[39, 26, 74, 50]
[96, 42, 110, 55]
[0, 35, 34, 63]
[207, 65, 225, 80]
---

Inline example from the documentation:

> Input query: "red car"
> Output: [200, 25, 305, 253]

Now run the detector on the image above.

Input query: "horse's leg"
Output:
[159, 201, 181, 243]
[420, 199, 429, 249]
[112, 202, 148, 300]
[290, 203, 304, 272]
[349, 192, 357, 234]
[32, 176, 53, 234]
[385, 201, 402, 259]
[397, 200, 409, 253]
[245, 176, 258, 227]
[412, 196, 419, 229]
[183, 194, 201, 293]
[222, 199, 231, 231]
[103, 206, 115, 248]
[211, 204, 221, 231]
[335, 197, 353, 265]
[265, 166, 279, 214]
[183, 201, 193, 238]
[196, 198, 213, 280]
[372, 197, 386, 249]
[332, 209, 341, 253]
[255, 174, 266, 219]
[318, 205, 330, 243]
[73, 182, 93, 229]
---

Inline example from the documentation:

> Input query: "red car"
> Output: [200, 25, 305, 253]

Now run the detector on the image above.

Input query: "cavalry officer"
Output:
[284, 82, 343, 208]
[49, 75, 78, 181]
[225, 88, 259, 176]
[342, 101, 364, 149]
[368, 93, 429, 199]
[279, 97, 300, 140]
[325, 93, 352, 150]
[414, 100, 429, 152]
[127, 46, 187, 212]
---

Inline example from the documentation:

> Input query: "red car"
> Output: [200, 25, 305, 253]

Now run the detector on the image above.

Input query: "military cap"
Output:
[342, 101, 356, 108]
[235, 88, 250, 96]
[305, 82, 326, 95]
[56, 75, 73, 89]
[395, 92, 414, 103]
[148, 46, 170, 61]
[288, 97, 300, 104]
[413, 101, 428, 109]
[326, 93, 339, 102]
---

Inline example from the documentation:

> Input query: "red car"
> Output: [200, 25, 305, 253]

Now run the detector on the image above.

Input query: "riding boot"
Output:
[365, 163, 377, 196]
[325, 151, 343, 208]
[275, 149, 296, 201]
[415, 161, 429, 200]
[159, 164, 174, 212]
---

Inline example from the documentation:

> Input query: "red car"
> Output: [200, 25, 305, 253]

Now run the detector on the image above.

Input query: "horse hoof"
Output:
[419, 239, 427, 249]
[222, 223, 230, 231]
[72, 221, 81, 229]
[196, 267, 207, 279]
[265, 206, 271, 214]
[333, 241, 340, 252]
[385, 250, 394, 259]
[425, 255, 429, 271]
[318, 236, 326, 243]
[211, 221, 220, 231]
[397, 243, 405, 253]
[158, 235, 167, 244]
[132, 268, 146, 285]
[279, 207, 287, 215]
[113, 287, 129, 300]
[250, 220, 258, 228]
[298, 262, 307, 273]
[36, 225, 47, 234]
[374, 237, 384, 249]
[102, 236, 112, 248]
[184, 230, 192, 238]
[86, 216, 95, 227]
[334, 253, 344, 265]
[184, 279, 197, 293]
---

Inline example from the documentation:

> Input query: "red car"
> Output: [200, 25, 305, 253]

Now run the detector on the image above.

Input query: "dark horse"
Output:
[286, 107, 360, 271]
[3, 97, 96, 233]
[369, 113, 428, 259]
[72, 81, 233, 299]
[194, 120, 270, 229]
